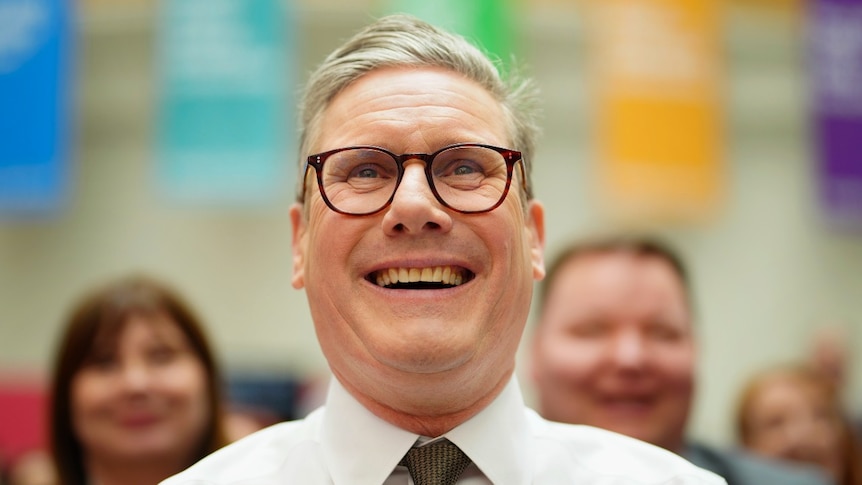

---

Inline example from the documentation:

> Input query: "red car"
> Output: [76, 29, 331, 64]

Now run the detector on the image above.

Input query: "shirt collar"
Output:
[321, 377, 418, 485]
[445, 376, 530, 485]
[320, 375, 530, 485]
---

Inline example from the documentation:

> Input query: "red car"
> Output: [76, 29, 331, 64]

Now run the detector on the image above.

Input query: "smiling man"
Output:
[530, 236, 834, 485]
[162, 15, 725, 485]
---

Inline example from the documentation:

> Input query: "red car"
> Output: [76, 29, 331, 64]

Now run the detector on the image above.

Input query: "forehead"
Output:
[754, 375, 826, 408]
[89, 312, 186, 351]
[561, 252, 684, 294]
[548, 252, 690, 318]
[308, 66, 509, 153]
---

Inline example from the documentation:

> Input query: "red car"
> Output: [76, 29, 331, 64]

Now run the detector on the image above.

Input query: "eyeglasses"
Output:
[301, 143, 526, 216]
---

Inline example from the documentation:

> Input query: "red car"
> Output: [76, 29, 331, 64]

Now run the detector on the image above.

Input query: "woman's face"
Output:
[71, 313, 211, 465]
[744, 375, 844, 481]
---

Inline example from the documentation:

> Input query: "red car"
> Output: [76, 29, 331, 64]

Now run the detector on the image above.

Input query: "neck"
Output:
[86, 454, 191, 485]
[337, 366, 513, 437]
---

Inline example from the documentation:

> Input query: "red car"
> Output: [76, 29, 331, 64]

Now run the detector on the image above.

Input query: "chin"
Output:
[386, 347, 474, 375]
[599, 422, 656, 443]
[117, 432, 183, 454]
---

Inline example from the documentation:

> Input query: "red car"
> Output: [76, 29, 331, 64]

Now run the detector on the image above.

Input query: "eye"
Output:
[439, 158, 484, 178]
[324, 149, 395, 184]
[85, 352, 119, 371]
[148, 346, 179, 364]
[567, 319, 609, 338]
[352, 166, 381, 179]
[452, 163, 479, 176]
[646, 323, 683, 342]
[760, 414, 787, 432]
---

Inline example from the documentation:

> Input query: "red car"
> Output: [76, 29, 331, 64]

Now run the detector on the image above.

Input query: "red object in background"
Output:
[0, 374, 48, 466]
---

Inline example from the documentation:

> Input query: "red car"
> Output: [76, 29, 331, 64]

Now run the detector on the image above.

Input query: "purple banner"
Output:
[809, 0, 862, 230]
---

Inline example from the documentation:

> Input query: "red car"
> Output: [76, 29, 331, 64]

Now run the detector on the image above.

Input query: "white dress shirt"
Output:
[161, 376, 726, 485]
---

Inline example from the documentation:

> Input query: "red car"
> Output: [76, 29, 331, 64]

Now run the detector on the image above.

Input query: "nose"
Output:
[381, 161, 453, 235]
[117, 361, 151, 393]
[782, 421, 810, 450]
[607, 329, 648, 371]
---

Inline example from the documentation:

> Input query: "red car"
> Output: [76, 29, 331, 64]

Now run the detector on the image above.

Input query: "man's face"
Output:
[531, 252, 694, 452]
[290, 66, 545, 412]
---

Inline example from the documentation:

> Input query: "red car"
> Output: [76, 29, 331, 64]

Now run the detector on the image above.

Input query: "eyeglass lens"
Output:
[319, 145, 512, 214]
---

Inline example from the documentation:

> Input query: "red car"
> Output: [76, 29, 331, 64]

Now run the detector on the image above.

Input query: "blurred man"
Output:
[531, 236, 833, 485]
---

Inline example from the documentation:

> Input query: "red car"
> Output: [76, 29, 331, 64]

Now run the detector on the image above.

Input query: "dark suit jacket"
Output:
[685, 441, 834, 485]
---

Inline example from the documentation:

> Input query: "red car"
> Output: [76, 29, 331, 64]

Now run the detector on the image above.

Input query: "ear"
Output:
[526, 199, 546, 281]
[289, 203, 307, 289]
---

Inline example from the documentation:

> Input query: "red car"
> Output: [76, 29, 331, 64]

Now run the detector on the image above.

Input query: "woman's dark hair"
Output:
[48, 275, 228, 485]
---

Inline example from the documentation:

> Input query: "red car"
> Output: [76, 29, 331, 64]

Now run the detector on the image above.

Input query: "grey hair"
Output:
[297, 13, 541, 200]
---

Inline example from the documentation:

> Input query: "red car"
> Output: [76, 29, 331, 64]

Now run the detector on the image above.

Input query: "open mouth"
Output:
[367, 266, 475, 289]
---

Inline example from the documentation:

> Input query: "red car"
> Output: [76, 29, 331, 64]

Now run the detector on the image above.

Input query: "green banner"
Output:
[380, 0, 521, 70]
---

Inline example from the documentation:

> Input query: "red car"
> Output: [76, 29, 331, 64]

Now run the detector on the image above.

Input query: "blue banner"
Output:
[157, 0, 292, 206]
[0, 0, 71, 217]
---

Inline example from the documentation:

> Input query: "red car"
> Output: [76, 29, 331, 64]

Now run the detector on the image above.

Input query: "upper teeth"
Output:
[374, 266, 465, 287]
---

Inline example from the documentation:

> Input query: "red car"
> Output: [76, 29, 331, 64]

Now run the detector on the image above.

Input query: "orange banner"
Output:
[589, 0, 724, 223]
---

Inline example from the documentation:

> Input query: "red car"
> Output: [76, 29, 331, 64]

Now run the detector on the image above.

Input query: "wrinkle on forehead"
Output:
[309, 66, 509, 153]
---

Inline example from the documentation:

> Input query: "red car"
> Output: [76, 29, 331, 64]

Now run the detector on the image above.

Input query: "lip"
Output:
[597, 394, 657, 415]
[117, 413, 160, 428]
[362, 257, 478, 289]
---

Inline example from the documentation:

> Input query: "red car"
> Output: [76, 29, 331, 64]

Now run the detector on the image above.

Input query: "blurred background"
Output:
[1, 0, 860, 467]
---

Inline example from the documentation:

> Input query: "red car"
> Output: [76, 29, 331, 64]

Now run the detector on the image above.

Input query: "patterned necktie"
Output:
[400, 439, 472, 485]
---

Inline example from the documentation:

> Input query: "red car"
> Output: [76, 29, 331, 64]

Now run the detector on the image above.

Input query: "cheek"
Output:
[755, 429, 785, 453]
[304, 218, 361, 284]
[538, 336, 602, 384]
[167, 365, 212, 438]
[824, 431, 846, 461]
[164, 361, 210, 405]
[69, 373, 111, 443]
[747, 415, 785, 452]
[655, 344, 695, 388]
[669, 366, 695, 393]
[70, 373, 107, 418]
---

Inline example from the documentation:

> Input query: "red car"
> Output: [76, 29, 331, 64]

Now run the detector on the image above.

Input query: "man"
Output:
[163, 16, 724, 484]
[530, 236, 833, 485]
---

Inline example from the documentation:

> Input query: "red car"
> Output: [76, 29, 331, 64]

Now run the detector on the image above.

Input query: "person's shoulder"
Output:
[688, 442, 834, 485]
[525, 410, 727, 484]
[160, 414, 323, 485]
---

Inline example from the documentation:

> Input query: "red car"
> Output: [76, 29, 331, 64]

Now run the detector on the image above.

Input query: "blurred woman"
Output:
[736, 364, 862, 485]
[49, 275, 228, 485]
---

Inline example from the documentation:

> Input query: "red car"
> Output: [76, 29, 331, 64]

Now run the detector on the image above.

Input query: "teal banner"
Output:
[157, 0, 292, 206]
